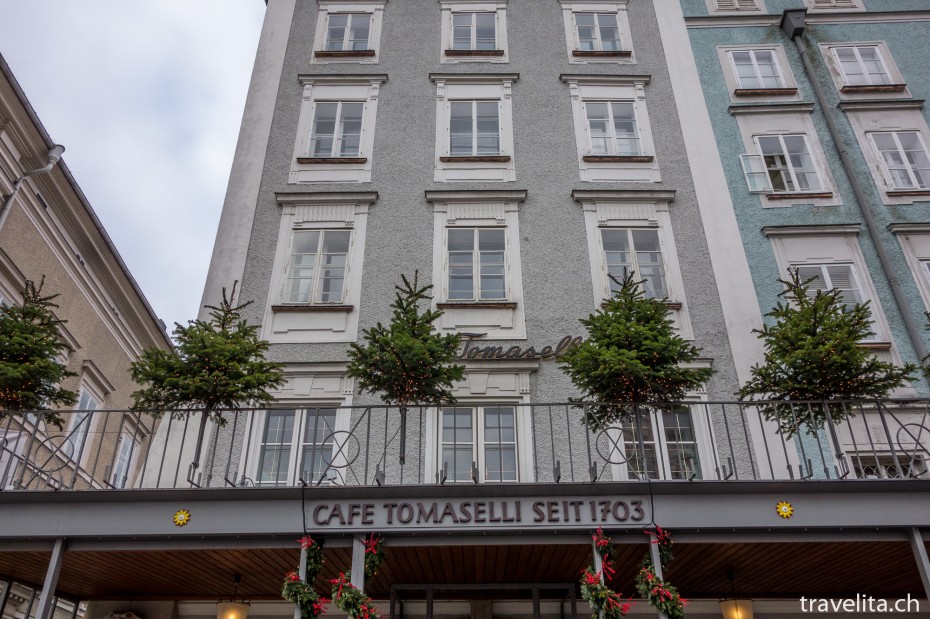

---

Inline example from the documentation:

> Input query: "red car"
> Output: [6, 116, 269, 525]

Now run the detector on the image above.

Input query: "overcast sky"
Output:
[0, 1, 266, 332]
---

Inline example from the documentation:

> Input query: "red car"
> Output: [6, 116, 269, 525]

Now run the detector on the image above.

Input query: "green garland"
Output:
[282, 534, 386, 619]
[635, 527, 687, 618]
[579, 527, 632, 618]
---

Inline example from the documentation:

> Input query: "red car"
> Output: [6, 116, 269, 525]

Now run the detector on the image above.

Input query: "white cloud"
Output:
[0, 0, 266, 330]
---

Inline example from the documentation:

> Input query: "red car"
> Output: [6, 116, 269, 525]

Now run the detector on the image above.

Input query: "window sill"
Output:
[860, 341, 892, 350]
[840, 84, 907, 94]
[440, 155, 511, 163]
[601, 300, 681, 310]
[583, 155, 654, 163]
[437, 301, 518, 310]
[734, 87, 798, 97]
[444, 49, 506, 57]
[886, 189, 930, 197]
[314, 50, 376, 58]
[296, 157, 368, 164]
[572, 50, 632, 58]
[271, 304, 354, 313]
[765, 192, 833, 200]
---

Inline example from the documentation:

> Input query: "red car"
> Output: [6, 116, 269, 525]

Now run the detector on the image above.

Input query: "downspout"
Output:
[780, 9, 928, 363]
[0, 144, 65, 230]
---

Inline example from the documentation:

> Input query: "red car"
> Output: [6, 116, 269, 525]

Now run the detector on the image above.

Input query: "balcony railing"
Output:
[0, 400, 928, 491]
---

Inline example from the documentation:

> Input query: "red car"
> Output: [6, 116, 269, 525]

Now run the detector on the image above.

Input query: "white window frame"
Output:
[562, 75, 659, 183]
[280, 229, 353, 305]
[439, 0, 509, 64]
[752, 133, 825, 194]
[806, 0, 865, 11]
[575, 190, 693, 339]
[448, 100, 504, 157]
[427, 191, 527, 339]
[890, 224, 930, 312]
[869, 131, 930, 191]
[446, 227, 509, 302]
[609, 402, 716, 482]
[764, 226, 897, 350]
[436, 404, 522, 483]
[290, 76, 386, 184]
[67, 386, 100, 464]
[312, 1, 386, 64]
[248, 407, 349, 487]
[558, 1, 634, 65]
[733, 108, 838, 207]
[820, 42, 907, 97]
[718, 45, 798, 102]
[831, 46, 892, 88]
[264, 193, 375, 343]
[707, 0, 764, 12]
[110, 428, 140, 489]
[844, 105, 930, 205]
[432, 74, 517, 182]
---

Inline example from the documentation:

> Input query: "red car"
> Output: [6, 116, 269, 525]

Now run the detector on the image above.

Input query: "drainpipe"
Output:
[0, 144, 65, 230]
[780, 9, 928, 363]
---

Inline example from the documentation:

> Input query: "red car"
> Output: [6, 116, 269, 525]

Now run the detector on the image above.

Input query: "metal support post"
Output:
[351, 535, 366, 593]
[648, 542, 669, 619]
[35, 538, 66, 619]
[0, 579, 11, 619]
[909, 528, 930, 603]
[293, 546, 308, 619]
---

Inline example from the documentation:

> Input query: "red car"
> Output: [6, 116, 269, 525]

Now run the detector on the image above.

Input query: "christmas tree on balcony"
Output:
[559, 272, 713, 432]
[738, 268, 915, 436]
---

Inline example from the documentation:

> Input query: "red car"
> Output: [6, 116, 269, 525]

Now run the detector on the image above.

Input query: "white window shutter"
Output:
[811, 0, 858, 8]
[715, 0, 759, 10]
[740, 154, 771, 193]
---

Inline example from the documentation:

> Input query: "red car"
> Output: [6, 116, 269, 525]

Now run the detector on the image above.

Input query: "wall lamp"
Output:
[719, 568, 753, 619]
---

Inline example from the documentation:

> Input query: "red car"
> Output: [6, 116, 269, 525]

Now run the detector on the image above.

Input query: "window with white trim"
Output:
[110, 430, 139, 489]
[718, 45, 797, 100]
[67, 388, 99, 462]
[890, 226, 930, 311]
[755, 133, 824, 193]
[821, 42, 906, 96]
[255, 408, 338, 486]
[730, 50, 784, 90]
[290, 76, 385, 184]
[558, 1, 633, 64]
[427, 191, 526, 339]
[710, 0, 761, 11]
[432, 74, 516, 182]
[264, 193, 375, 343]
[575, 190, 693, 339]
[615, 406, 707, 480]
[869, 131, 930, 191]
[440, 1, 508, 63]
[439, 405, 517, 483]
[312, 2, 385, 63]
[807, 0, 864, 11]
[833, 46, 891, 87]
[562, 76, 659, 182]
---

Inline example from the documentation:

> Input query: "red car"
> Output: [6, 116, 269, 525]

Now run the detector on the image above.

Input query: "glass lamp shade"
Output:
[719, 599, 753, 619]
[216, 601, 250, 619]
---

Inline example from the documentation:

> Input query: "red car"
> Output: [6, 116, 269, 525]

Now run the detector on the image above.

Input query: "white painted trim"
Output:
[557, 1, 635, 65]
[890, 228, 930, 311]
[200, 0, 298, 316]
[311, 1, 387, 64]
[439, 0, 509, 64]
[716, 44, 799, 103]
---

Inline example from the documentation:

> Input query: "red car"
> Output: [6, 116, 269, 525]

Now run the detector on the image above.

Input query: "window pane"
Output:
[575, 13, 596, 50]
[258, 410, 296, 486]
[287, 231, 320, 303]
[325, 14, 348, 51]
[663, 409, 702, 480]
[448, 228, 475, 300]
[475, 13, 496, 50]
[310, 103, 338, 157]
[783, 135, 821, 191]
[475, 102, 500, 155]
[442, 408, 474, 482]
[300, 409, 336, 482]
[478, 229, 506, 300]
[318, 231, 350, 303]
[586, 102, 610, 155]
[857, 47, 889, 85]
[601, 229, 632, 291]
[632, 229, 667, 299]
[731, 51, 759, 88]
[753, 50, 781, 88]
[338, 102, 364, 157]
[611, 102, 639, 155]
[622, 416, 658, 480]
[597, 14, 620, 51]
[348, 14, 370, 50]
[484, 407, 516, 482]
[452, 13, 472, 50]
[836, 47, 867, 85]
[899, 132, 930, 189]
[758, 135, 793, 192]
[450, 101, 474, 155]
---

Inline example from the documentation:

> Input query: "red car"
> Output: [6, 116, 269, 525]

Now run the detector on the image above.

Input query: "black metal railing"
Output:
[0, 400, 927, 491]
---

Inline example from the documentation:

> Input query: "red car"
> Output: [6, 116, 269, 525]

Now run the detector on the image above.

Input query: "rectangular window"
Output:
[795, 264, 864, 309]
[832, 46, 891, 87]
[451, 12, 496, 50]
[324, 13, 371, 51]
[729, 49, 784, 89]
[257, 409, 337, 486]
[620, 408, 702, 480]
[68, 389, 98, 461]
[449, 101, 501, 156]
[870, 131, 930, 190]
[284, 230, 351, 304]
[714, 0, 760, 9]
[756, 134, 823, 193]
[448, 228, 506, 301]
[601, 228, 667, 299]
[440, 406, 517, 483]
[853, 453, 926, 479]
[585, 101, 640, 156]
[808, 0, 862, 10]
[574, 13, 621, 52]
[111, 431, 137, 489]
[309, 101, 364, 158]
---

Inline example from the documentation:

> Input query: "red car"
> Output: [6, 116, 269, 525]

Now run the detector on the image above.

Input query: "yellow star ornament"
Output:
[776, 501, 794, 519]
[173, 509, 191, 527]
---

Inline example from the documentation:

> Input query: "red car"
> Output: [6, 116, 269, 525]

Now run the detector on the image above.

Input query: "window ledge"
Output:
[765, 192, 833, 200]
[271, 304, 354, 313]
[840, 84, 907, 94]
[440, 155, 511, 163]
[296, 157, 368, 164]
[444, 49, 506, 57]
[572, 50, 632, 58]
[583, 155, 654, 163]
[600, 300, 681, 310]
[437, 302, 518, 310]
[860, 341, 892, 350]
[886, 189, 930, 197]
[314, 50, 376, 58]
[733, 87, 798, 97]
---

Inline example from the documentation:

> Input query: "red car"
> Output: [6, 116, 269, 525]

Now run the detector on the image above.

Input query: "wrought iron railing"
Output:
[0, 400, 927, 491]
